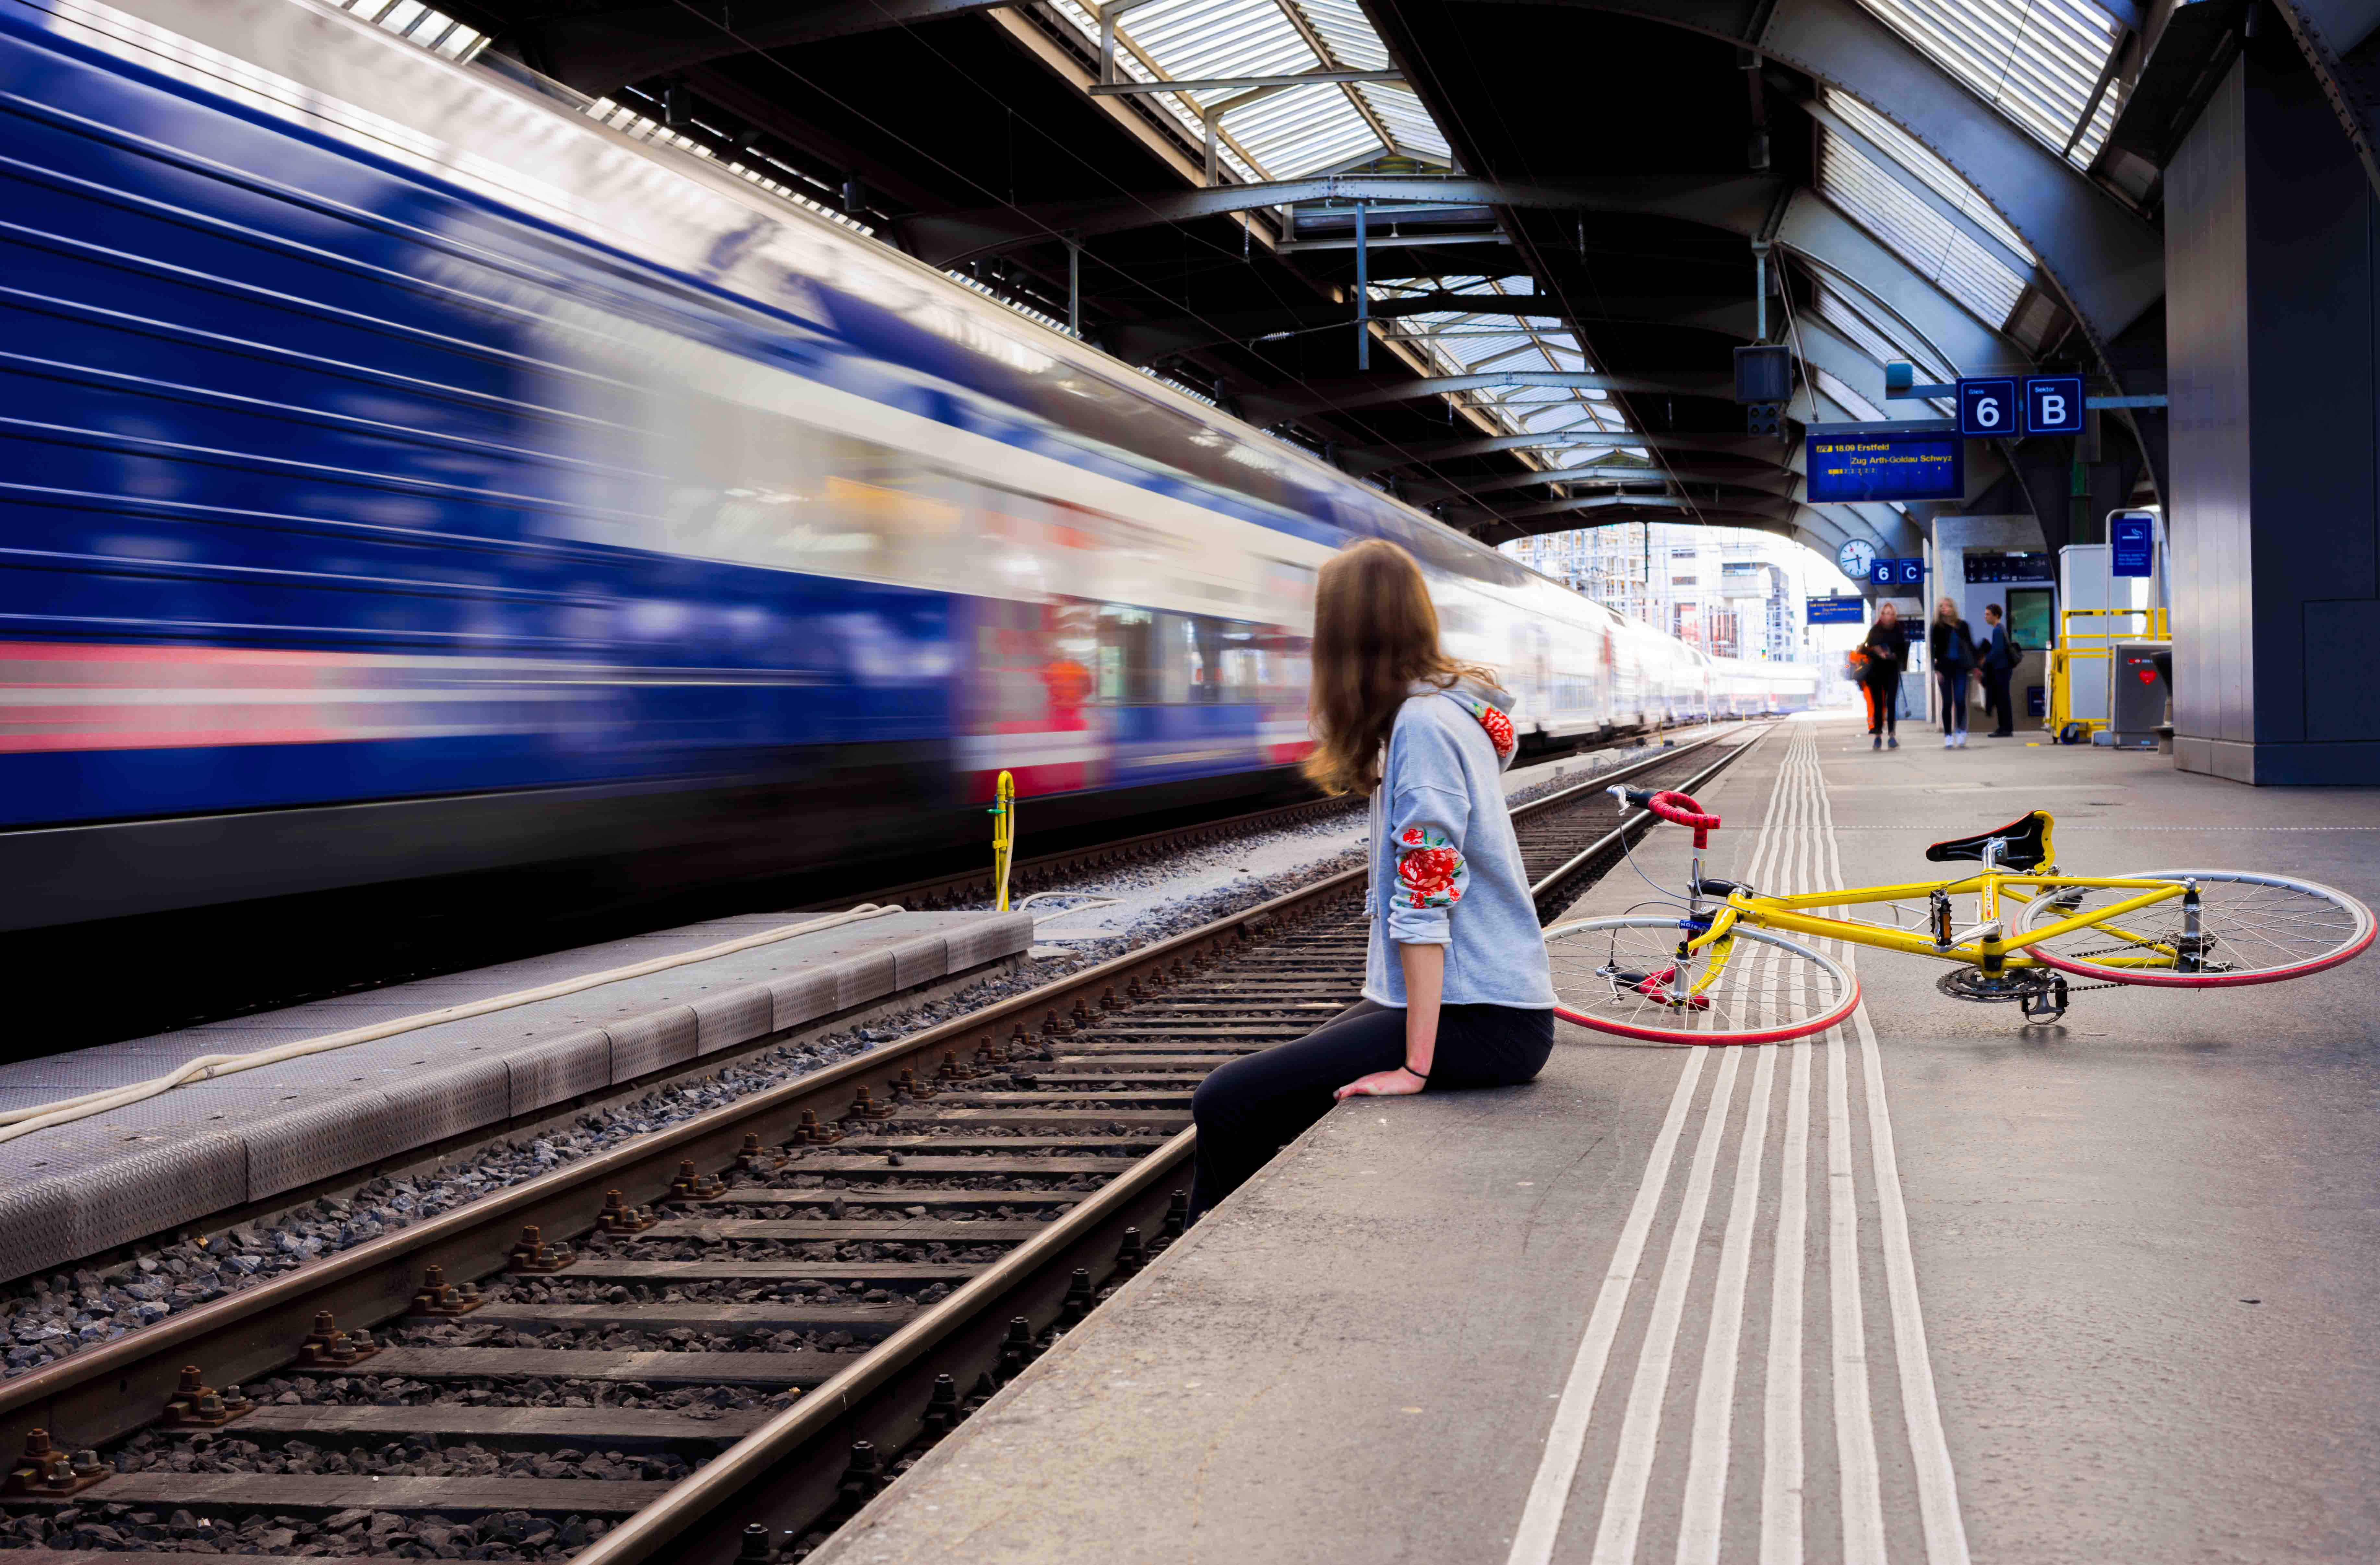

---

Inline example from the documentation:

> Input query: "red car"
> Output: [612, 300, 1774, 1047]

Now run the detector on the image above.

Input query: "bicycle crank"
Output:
[1937, 964, 2071, 1022]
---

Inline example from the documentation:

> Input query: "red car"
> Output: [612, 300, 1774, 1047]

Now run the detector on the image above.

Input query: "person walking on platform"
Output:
[1931, 595, 1976, 748]
[1186, 539, 1555, 1221]
[1859, 603, 1905, 750]
[1977, 603, 2018, 737]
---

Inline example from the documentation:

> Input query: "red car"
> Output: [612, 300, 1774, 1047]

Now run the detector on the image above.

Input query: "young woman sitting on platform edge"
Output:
[1186, 539, 1557, 1220]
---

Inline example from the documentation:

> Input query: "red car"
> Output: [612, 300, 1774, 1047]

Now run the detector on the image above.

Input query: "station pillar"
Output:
[2164, 29, 2380, 782]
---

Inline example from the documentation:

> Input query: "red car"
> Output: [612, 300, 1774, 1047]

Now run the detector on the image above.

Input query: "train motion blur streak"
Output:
[0, 0, 1814, 940]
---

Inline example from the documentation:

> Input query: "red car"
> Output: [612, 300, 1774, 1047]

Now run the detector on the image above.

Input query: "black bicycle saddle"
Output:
[1924, 810, 2054, 871]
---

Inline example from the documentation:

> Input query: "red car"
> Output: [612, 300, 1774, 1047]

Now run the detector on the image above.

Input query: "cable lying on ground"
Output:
[0, 904, 907, 1148]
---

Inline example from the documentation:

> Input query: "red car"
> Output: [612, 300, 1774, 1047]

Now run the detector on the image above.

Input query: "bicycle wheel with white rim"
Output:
[1545, 916, 1860, 1045]
[2014, 869, 2374, 986]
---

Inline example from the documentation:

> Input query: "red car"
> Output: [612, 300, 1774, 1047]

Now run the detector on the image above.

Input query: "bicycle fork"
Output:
[1672, 845, 1709, 1006]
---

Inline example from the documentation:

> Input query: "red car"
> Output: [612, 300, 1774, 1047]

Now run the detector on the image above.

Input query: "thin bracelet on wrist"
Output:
[1401, 1062, 1429, 1080]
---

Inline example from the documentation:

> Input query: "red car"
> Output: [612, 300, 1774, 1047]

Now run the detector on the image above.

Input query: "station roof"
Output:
[347, 0, 2174, 559]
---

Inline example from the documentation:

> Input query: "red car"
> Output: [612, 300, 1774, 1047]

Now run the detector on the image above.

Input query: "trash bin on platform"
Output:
[2107, 641, 2168, 750]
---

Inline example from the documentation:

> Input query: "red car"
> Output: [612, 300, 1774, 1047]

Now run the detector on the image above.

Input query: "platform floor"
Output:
[814, 713, 2380, 1565]
[0, 906, 1032, 1287]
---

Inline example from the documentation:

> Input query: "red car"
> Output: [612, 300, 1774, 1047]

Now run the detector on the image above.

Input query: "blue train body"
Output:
[0, 0, 1812, 934]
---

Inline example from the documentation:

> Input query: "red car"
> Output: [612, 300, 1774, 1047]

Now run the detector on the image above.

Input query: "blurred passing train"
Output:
[0, 0, 1815, 937]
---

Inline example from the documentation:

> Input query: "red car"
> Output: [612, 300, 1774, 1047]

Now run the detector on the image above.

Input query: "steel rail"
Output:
[564, 724, 1772, 1565]
[1529, 732, 1764, 904]
[0, 723, 1766, 1549]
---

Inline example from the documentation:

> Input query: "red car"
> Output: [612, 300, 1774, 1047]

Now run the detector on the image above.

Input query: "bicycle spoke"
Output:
[2016, 871, 2372, 986]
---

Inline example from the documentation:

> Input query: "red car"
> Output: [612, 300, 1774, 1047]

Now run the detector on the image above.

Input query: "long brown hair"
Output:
[1303, 539, 1493, 796]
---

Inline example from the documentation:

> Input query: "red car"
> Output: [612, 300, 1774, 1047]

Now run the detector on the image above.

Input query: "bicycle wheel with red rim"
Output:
[1545, 916, 1860, 1045]
[2014, 869, 2374, 987]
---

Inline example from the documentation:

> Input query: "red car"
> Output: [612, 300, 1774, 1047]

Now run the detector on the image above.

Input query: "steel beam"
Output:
[513, 0, 1013, 92]
[1462, 0, 2165, 357]
[1418, 463, 1802, 499]
[1464, 505, 1812, 547]
[2272, 0, 2380, 195]
[1088, 69, 1403, 93]
[894, 173, 1787, 266]
[1277, 232, 1511, 250]
[1343, 429, 1785, 471]
[1246, 369, 1735, 414]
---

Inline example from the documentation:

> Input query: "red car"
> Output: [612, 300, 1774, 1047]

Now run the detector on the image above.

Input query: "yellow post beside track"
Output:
[990, 770, 1017, 911]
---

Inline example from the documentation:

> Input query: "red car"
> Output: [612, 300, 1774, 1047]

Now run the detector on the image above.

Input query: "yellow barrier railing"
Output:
[2049, 607, 2170, 740]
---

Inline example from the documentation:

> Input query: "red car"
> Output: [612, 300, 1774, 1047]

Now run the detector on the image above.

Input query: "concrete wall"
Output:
[2165, 39, 2380, 782]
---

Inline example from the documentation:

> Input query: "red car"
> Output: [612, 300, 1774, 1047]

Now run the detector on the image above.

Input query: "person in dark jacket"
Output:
[1977, 603, 2018, 737]
[1859, 603, 1905, 749]
[1930, 596, 1976, 748]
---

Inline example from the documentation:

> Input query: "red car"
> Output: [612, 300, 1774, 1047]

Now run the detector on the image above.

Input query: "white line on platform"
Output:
[1815, 741, 1975, 1565]
[1590, 1046, 1740, 1565]
[1678, 1042, 1776, 1565]
[1504, 1046, 1708, 1565]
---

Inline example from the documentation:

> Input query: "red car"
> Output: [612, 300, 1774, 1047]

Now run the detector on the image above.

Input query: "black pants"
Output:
[1981, 668, 2014, 733]
[1187, 1000, 1553, 1219]
[1936, 670, 1969, 734]
[1863, 679, 1897, 734]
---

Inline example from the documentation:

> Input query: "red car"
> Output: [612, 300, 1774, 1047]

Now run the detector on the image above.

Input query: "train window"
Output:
[1096, 605, 1158, 704]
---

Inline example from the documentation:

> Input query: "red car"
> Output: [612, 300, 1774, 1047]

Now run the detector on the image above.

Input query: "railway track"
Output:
[850, 722, 1719, 912]
[0, 725, 1767, 1565]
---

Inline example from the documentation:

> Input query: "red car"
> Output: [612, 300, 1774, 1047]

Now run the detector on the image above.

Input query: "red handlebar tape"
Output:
[1647, 790, 1720, 848]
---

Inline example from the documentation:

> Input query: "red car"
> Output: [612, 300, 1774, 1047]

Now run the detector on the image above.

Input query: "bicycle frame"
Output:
[1619, 790, 2207, 1003]
[1701, 875, 2190, 976]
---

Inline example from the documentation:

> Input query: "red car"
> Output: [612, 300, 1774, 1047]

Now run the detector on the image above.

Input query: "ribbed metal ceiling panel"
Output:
[1851, 0, 2123, 163]
[1820, 133, 2027, 326]
[1822, 88, 2035, 258]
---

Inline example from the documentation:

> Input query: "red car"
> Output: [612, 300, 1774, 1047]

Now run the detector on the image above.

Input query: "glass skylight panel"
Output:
[1230, 87, 1378, 173]
[1361, 84, 1453, 163]
[1813, 285, 1938, 379]
[1040, 0, 1429, 178]
[326, 0, 486, 59]
[1297, 0, 1394, 69]
[1813, 367, 1890, 423]
[1851, 0, 2123, 165]
[1821, 134, 2026, 326]
[1811, 286, 1952, 413]
[1822, 89, 2033, 259]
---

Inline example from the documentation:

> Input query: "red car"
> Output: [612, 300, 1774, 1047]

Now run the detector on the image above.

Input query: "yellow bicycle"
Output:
[1547, 786, 2375, 1044]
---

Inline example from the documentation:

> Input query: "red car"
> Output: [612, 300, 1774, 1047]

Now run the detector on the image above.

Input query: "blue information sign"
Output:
[1807, 595, 1867, 625]
[2023, 375, 2085, 436]
[1869, 557, 1925, 588]
[1806, 432, 1965, 503]
[2111, 512, 2155, 577]
[1957, 377, 2018, 437]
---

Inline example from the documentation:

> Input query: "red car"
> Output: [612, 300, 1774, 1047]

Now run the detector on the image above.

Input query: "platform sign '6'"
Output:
[1956, 377, 2017, 437]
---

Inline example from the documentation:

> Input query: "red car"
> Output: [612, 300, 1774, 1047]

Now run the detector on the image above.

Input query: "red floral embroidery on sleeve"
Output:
[1394, 826, 1467, 909]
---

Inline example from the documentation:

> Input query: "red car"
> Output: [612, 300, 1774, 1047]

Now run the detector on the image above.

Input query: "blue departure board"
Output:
[1805, 431, 1965, 503]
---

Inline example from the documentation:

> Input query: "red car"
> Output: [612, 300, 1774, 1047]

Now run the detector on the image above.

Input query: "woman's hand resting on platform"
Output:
[1335, 1067, 1425, 1100]
[1333, 944, 1443, 1100]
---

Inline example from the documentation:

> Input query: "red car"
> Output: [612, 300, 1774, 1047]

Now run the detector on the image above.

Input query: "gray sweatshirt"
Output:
[1361, 678, 1558, 1010]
